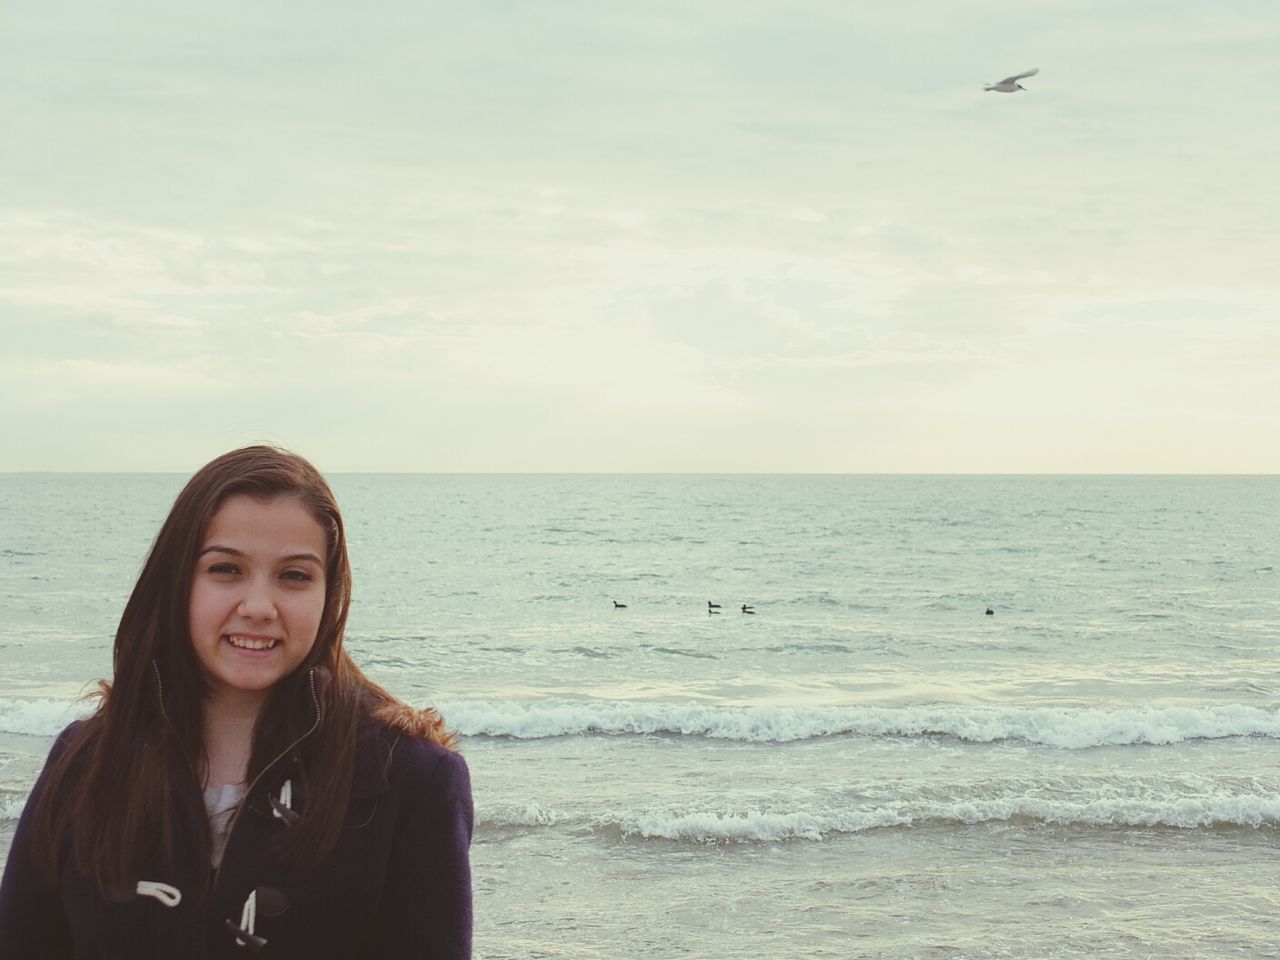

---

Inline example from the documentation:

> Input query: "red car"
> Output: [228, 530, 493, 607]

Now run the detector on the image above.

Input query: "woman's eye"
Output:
[281, 569, 314, 583]
[207, 562, 239, 575]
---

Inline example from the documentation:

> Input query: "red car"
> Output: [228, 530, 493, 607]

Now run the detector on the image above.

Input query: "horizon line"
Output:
[2, 470, 1277, 478]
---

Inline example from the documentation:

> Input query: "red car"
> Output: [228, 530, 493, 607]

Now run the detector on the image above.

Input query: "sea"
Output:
[2, 474, 1278, 959]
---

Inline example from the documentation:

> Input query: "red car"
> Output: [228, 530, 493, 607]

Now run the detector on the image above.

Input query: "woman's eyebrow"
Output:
[198, 545, 324, 566]
[283, 552, 325, 567]
[198, 544, 243, 558]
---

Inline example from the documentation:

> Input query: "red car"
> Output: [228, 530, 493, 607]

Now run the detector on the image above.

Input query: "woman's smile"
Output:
[225, 633, 282, 652]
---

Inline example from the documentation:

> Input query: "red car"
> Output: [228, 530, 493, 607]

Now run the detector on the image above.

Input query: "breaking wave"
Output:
[481, 788, 1280, 842]
[0, 697, 90, 737]
[6, 696, 1279, 751]
[442, 699, 1280, 749]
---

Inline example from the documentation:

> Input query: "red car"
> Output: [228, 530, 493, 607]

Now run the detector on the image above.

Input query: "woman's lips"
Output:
[225, 634, 280, 651]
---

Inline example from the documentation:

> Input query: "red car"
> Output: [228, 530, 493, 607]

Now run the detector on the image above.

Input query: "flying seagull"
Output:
[984, 68, 1038, 93]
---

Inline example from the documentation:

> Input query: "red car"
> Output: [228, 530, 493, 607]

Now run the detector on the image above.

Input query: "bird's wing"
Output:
[1001, 67, 1039, 83]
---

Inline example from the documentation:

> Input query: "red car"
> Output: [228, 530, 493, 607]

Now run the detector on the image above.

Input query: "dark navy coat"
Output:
[0, 722, 473, 959]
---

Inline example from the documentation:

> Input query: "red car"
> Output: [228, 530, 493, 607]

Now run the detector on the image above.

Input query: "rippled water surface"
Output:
[3, 474, 1279, 958]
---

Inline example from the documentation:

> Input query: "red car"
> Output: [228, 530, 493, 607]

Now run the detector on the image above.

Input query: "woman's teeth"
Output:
[226, 635, 278, 650]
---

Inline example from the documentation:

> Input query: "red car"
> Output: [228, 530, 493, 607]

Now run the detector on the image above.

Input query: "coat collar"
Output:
[251, 723, 398, 814]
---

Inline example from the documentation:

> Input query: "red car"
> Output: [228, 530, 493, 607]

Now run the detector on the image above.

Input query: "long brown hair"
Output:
[32, 445, 455, 892]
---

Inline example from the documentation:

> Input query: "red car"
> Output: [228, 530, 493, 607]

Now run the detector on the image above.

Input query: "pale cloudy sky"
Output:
[2, 1, 1277, 472]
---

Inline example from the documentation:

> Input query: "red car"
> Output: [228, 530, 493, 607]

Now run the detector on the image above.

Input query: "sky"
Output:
[2, 0, 1277, 472]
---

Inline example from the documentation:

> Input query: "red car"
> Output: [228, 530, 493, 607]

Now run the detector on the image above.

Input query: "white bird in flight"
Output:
[984, 68, 1038, 93]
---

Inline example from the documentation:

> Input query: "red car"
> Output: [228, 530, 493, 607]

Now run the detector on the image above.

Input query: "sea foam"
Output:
[7, 695, 1276, 750]
[480, 791, 1280, 842]
[441, 699, 1280, 748]
[0, 793, 27, 822]
[0, 697, 90, 737]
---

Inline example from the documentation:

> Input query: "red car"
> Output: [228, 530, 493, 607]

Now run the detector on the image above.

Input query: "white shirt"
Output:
[202, 781, 247, 868]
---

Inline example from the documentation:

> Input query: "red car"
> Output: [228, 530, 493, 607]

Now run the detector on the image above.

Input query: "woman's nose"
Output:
[237, 577, 277, 619]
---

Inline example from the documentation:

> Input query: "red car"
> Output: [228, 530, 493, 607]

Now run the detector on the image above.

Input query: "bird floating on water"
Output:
[984, 68, 1038, 93]
[708, 601, 721, 610]
[741, 604, 755, 614]
[613, 600, 627, 609]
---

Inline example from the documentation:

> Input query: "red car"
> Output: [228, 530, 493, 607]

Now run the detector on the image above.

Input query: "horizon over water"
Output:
[7, 470, 1278, 475]
[2, 473, 1278, 958]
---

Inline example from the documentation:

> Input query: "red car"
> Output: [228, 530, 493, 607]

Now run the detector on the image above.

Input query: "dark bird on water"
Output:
[985, 606, 994, 615]
[613, 600, 627, 609]
[708, 601, 721, 610]
[741, 604, 755, 614]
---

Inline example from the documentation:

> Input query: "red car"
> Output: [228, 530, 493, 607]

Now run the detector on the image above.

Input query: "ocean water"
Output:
[2, 474, 1279, 959]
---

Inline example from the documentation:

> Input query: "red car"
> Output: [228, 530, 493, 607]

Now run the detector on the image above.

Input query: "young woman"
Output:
[0, 446, 473, 958]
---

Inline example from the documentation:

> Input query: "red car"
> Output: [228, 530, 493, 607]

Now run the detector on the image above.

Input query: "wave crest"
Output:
[441, 699, 1280, 749]
[6, 695, 1279, 752]
[479, 791, 1280, 842]
[0, 698, 90, 737]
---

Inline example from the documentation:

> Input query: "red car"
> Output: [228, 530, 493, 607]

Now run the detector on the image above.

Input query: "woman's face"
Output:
[188, 493, 328, 708]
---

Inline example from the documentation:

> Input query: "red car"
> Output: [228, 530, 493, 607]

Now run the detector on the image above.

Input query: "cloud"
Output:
[2, 1, 1278, 469]
[0, 357, 221, 404]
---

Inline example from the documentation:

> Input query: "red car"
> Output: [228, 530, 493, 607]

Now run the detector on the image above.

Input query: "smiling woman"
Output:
[0, 447, 473, 959]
